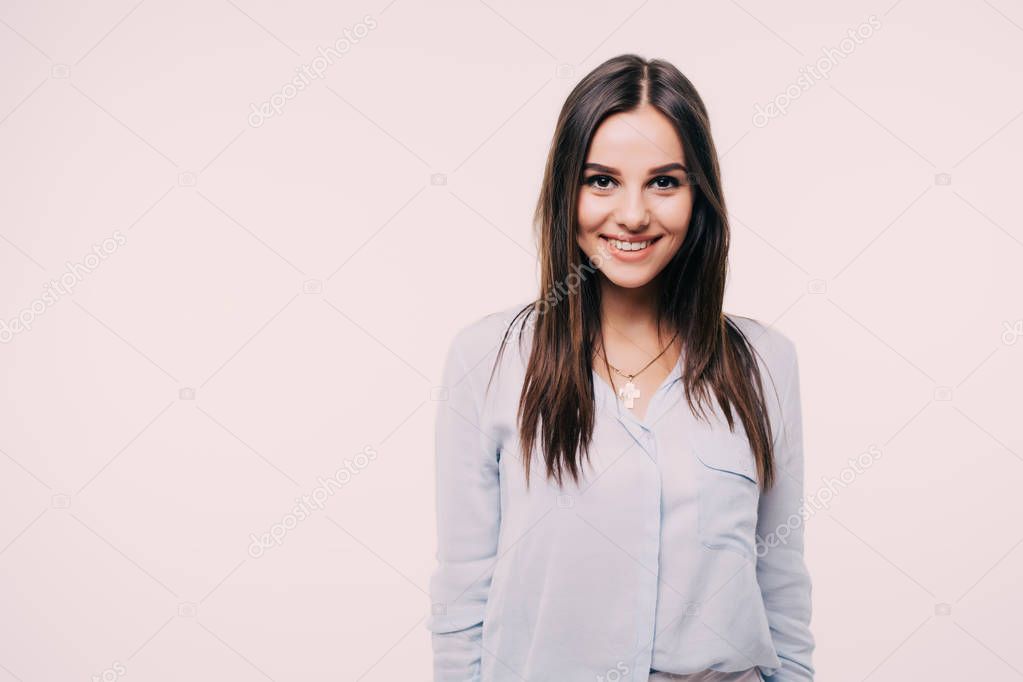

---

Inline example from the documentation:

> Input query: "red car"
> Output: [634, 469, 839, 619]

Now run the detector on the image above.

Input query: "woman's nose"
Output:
[616, 188, 650, 230]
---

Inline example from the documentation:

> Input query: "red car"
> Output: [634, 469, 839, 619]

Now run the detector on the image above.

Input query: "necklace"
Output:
[596, 333, 679, 409]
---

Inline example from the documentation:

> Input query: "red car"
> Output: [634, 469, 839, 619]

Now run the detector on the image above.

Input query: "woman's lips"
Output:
[599, 234, 663, 261]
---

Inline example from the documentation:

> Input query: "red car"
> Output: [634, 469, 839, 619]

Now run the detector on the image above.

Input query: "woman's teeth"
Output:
[608, 238, 654, 252]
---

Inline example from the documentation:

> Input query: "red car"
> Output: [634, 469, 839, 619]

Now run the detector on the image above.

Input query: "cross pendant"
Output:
[618, 381, 640, 409]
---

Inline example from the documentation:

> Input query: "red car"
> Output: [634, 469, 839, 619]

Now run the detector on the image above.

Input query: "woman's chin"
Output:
[599, 267, 660, 290]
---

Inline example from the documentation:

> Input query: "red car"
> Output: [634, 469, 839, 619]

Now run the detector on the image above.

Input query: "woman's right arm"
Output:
[426, 329, 501, 681]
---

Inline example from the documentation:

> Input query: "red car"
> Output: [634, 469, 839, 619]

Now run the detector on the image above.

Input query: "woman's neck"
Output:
[598, 276, 671, 344]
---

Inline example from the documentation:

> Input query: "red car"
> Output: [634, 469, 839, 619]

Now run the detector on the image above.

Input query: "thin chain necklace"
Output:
[596, 332, 679, 409]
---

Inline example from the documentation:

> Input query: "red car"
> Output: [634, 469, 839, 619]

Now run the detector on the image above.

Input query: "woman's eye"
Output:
[585, 174, 615, 189]
[652, 175, 680, 189]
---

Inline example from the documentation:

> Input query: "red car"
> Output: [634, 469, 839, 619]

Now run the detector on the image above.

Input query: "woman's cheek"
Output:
[655, 197, 693, 232]
[576, 197, 595, 231]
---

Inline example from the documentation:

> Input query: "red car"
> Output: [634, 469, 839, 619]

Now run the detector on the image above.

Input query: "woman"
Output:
[427, 54, 815, 682]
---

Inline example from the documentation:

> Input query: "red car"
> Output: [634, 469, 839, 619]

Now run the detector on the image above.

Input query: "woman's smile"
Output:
[599, 234, 665, 260]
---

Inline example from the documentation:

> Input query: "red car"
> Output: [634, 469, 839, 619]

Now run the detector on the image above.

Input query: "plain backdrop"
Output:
[1, 1, 1022, 680]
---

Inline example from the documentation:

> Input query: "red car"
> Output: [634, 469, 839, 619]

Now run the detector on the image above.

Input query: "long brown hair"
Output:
[489, 54, 777, 492]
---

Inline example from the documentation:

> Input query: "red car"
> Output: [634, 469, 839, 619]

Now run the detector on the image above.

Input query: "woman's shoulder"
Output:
[446, 300, 536, 366]
[724, 312, 799, 388]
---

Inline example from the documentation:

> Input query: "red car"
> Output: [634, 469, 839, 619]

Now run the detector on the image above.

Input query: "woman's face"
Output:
[576, 103, 694, 290]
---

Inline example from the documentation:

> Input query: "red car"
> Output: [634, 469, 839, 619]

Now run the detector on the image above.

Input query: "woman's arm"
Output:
[756, 339, 816, 681]
[426, 329, 501, 681]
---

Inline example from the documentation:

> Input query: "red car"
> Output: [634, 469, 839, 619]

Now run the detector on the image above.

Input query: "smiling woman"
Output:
[427, 53, 814, 682]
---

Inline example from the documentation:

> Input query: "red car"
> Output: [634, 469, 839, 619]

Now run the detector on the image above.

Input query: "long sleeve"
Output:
[426, 330, 502, 681]
[756, 343, 816, 681]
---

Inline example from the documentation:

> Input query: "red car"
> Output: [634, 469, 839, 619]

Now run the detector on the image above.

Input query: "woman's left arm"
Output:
[755, 340, 816, 681]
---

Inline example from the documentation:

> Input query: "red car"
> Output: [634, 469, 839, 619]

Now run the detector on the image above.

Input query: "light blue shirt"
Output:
[427, 303, 815, 681]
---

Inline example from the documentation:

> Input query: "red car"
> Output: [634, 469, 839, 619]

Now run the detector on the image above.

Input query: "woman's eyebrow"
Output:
[583, 162, 688, 174]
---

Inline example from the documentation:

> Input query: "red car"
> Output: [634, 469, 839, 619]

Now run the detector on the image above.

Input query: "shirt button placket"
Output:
[636, 423, 661, 680]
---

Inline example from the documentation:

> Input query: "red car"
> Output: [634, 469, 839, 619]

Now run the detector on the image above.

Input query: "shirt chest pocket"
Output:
[691, 430, 761, 560]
